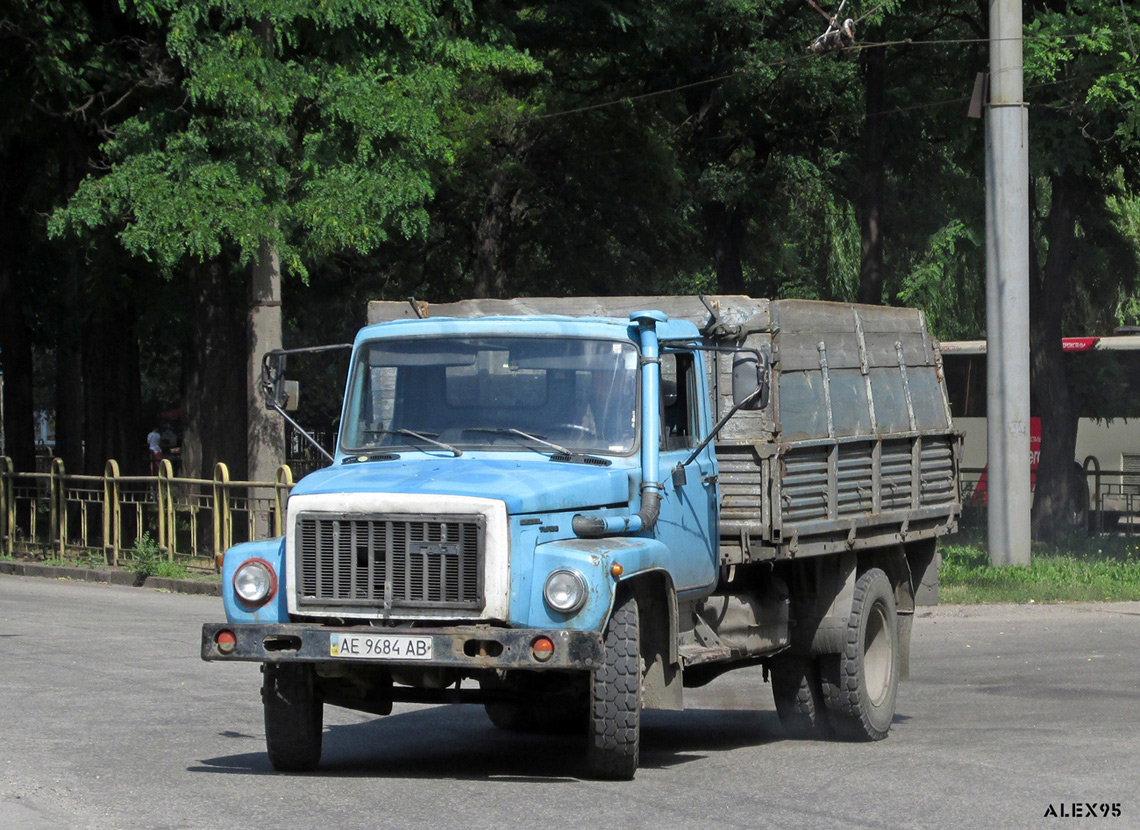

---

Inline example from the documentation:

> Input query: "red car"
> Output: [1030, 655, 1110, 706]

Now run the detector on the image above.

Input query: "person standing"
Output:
[147, 426, 163, 474]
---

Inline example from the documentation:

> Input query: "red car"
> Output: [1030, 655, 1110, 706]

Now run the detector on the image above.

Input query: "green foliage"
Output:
[1025, 0, 1140, 175]
[128, 533, 162, 578]
[9, 0, 1140, 486]
[898, 220, 985, 340]
[83, 548, 106, 569]
[49, 0, 539, 277]
[128, 532, 189, 579]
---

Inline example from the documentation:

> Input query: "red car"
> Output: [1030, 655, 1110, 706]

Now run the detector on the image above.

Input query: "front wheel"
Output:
[821, 568, 900, 741]
[587, 592, 641, 780]
[263, 663, 323, 772]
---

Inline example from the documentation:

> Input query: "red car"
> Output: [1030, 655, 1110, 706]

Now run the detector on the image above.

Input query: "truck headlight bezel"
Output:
[233, 558, 277, 607]
[543, 568, 588, 615]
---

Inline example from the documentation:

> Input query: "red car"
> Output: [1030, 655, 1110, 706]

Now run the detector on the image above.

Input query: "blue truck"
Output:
[201, 295, 960, 780]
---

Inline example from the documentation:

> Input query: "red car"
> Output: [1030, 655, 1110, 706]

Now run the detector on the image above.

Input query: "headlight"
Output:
[233, 559, 277, 606]
[543, 569, 587, 614]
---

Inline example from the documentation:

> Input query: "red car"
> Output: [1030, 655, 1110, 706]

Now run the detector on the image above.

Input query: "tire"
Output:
[262, 663, 323, 772]
[769, 655, 832, 739]
[587, 592, 641, 780]
[821, 568, 899, 741]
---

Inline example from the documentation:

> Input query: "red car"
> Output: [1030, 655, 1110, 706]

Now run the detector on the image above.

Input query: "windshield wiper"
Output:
[370, 429, 462, 457]
[463, 427, 610, 466]
[464, 427, 570, 454]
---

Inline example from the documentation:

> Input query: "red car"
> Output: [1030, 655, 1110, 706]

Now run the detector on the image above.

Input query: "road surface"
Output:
[1, 575, 1137, 829]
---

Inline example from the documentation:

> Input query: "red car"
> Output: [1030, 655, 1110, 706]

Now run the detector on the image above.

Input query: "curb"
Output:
[0, 560, 221, 596]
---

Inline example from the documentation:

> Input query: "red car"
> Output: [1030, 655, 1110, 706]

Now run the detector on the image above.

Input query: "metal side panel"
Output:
[775, 433, 960, 552]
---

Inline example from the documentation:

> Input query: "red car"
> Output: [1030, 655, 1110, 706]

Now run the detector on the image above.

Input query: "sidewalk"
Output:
[0, 560, 221, 596]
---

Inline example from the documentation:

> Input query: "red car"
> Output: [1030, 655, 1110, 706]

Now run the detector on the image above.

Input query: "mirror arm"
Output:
[260, 344, 351, 466]
[673, 384, 764, 480]
[267, 400, 336, 464]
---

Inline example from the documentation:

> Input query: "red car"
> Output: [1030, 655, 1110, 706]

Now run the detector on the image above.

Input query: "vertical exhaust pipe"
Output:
[572, 311, 665, 537]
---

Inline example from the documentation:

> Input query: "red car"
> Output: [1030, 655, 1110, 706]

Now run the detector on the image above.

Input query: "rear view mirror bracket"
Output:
[260, 344, 352, 465]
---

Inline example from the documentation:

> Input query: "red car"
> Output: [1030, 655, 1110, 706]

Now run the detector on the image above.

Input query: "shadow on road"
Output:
[189, 704, 787, 780]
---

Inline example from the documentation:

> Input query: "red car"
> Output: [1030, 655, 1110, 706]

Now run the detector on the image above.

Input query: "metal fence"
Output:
[958, 466, 1140, 534]
[0, 456, 294, 570]
[4, 458, 1136, 567]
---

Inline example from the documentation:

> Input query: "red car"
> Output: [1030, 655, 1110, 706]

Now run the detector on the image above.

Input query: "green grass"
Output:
[1, 535, 208, 582]
[940, 532, 1140, 603]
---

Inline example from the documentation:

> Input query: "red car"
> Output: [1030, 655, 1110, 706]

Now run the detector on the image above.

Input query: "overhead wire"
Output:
[527, 28, 1131, 126]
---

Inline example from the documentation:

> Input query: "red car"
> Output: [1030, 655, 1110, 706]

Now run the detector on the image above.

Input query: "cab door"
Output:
[654, 350, 718, 594]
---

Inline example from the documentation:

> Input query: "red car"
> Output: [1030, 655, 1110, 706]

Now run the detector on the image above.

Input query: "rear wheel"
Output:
[769, 655, 832, 739]
[263, 663, 323, 772]
[821, 568, 899, 741]
[587, 592, 641, 780]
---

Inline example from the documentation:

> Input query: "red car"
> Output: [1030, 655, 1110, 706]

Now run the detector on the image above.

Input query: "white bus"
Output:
[941, 335, 1140, 530]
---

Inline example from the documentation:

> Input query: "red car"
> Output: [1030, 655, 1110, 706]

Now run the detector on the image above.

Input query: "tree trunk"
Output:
[181, 258, 248, 483]
[704, 201, 747, 294]
[55, 141, 93, 475]
[0, 140, 37, 471]
[0, 260, 35, 471]
[472, 170, 513, 299]
[1029, 173, 1081, 542]
[857, 37, 886, 305]
[55, 255, 85, 475]
[82, 299, 142, 475]
[471, 134, 532, 300]
[248, 239, 285, 483]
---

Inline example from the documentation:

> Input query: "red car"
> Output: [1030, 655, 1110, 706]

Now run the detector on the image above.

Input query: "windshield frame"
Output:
[339, 333, 642, 459]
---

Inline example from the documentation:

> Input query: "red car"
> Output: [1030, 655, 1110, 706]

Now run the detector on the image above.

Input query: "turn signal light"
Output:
[531, 636, 555, 662]
[215, 629, 237, 655]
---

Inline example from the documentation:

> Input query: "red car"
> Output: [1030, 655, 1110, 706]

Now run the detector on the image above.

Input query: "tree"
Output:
[0, 0, 165, 474]
[52, 0, 535, 477]
[1023, 0, 1140, 541]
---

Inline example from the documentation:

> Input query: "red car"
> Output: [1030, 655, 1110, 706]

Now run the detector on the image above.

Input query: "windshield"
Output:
[341, 336, 639, 455]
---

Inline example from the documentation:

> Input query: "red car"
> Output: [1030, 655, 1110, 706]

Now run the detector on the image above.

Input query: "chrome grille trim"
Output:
[294, 513, 485, 611]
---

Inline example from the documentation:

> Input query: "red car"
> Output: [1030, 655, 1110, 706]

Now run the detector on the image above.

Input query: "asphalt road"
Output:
[1, 575, 1137, 830]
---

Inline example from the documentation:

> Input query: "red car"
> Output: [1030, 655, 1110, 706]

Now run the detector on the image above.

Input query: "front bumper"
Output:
[201, 622, 604, 671]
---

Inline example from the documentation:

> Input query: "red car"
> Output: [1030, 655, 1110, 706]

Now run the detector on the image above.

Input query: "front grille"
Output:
[295, 513, 485, 611]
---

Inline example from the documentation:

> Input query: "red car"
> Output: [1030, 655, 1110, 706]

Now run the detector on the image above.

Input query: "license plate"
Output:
[329, 632, 433, 660]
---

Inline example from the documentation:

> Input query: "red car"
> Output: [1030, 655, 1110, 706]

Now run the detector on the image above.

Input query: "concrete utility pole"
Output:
[985, 0, 1032, 565]
[248, 240, 285, 487]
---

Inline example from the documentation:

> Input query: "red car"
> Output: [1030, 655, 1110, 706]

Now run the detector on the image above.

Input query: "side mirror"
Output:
[732, 351, 769, 410]
[261, 351, 289, 411]
[282, 380, 300, 412]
